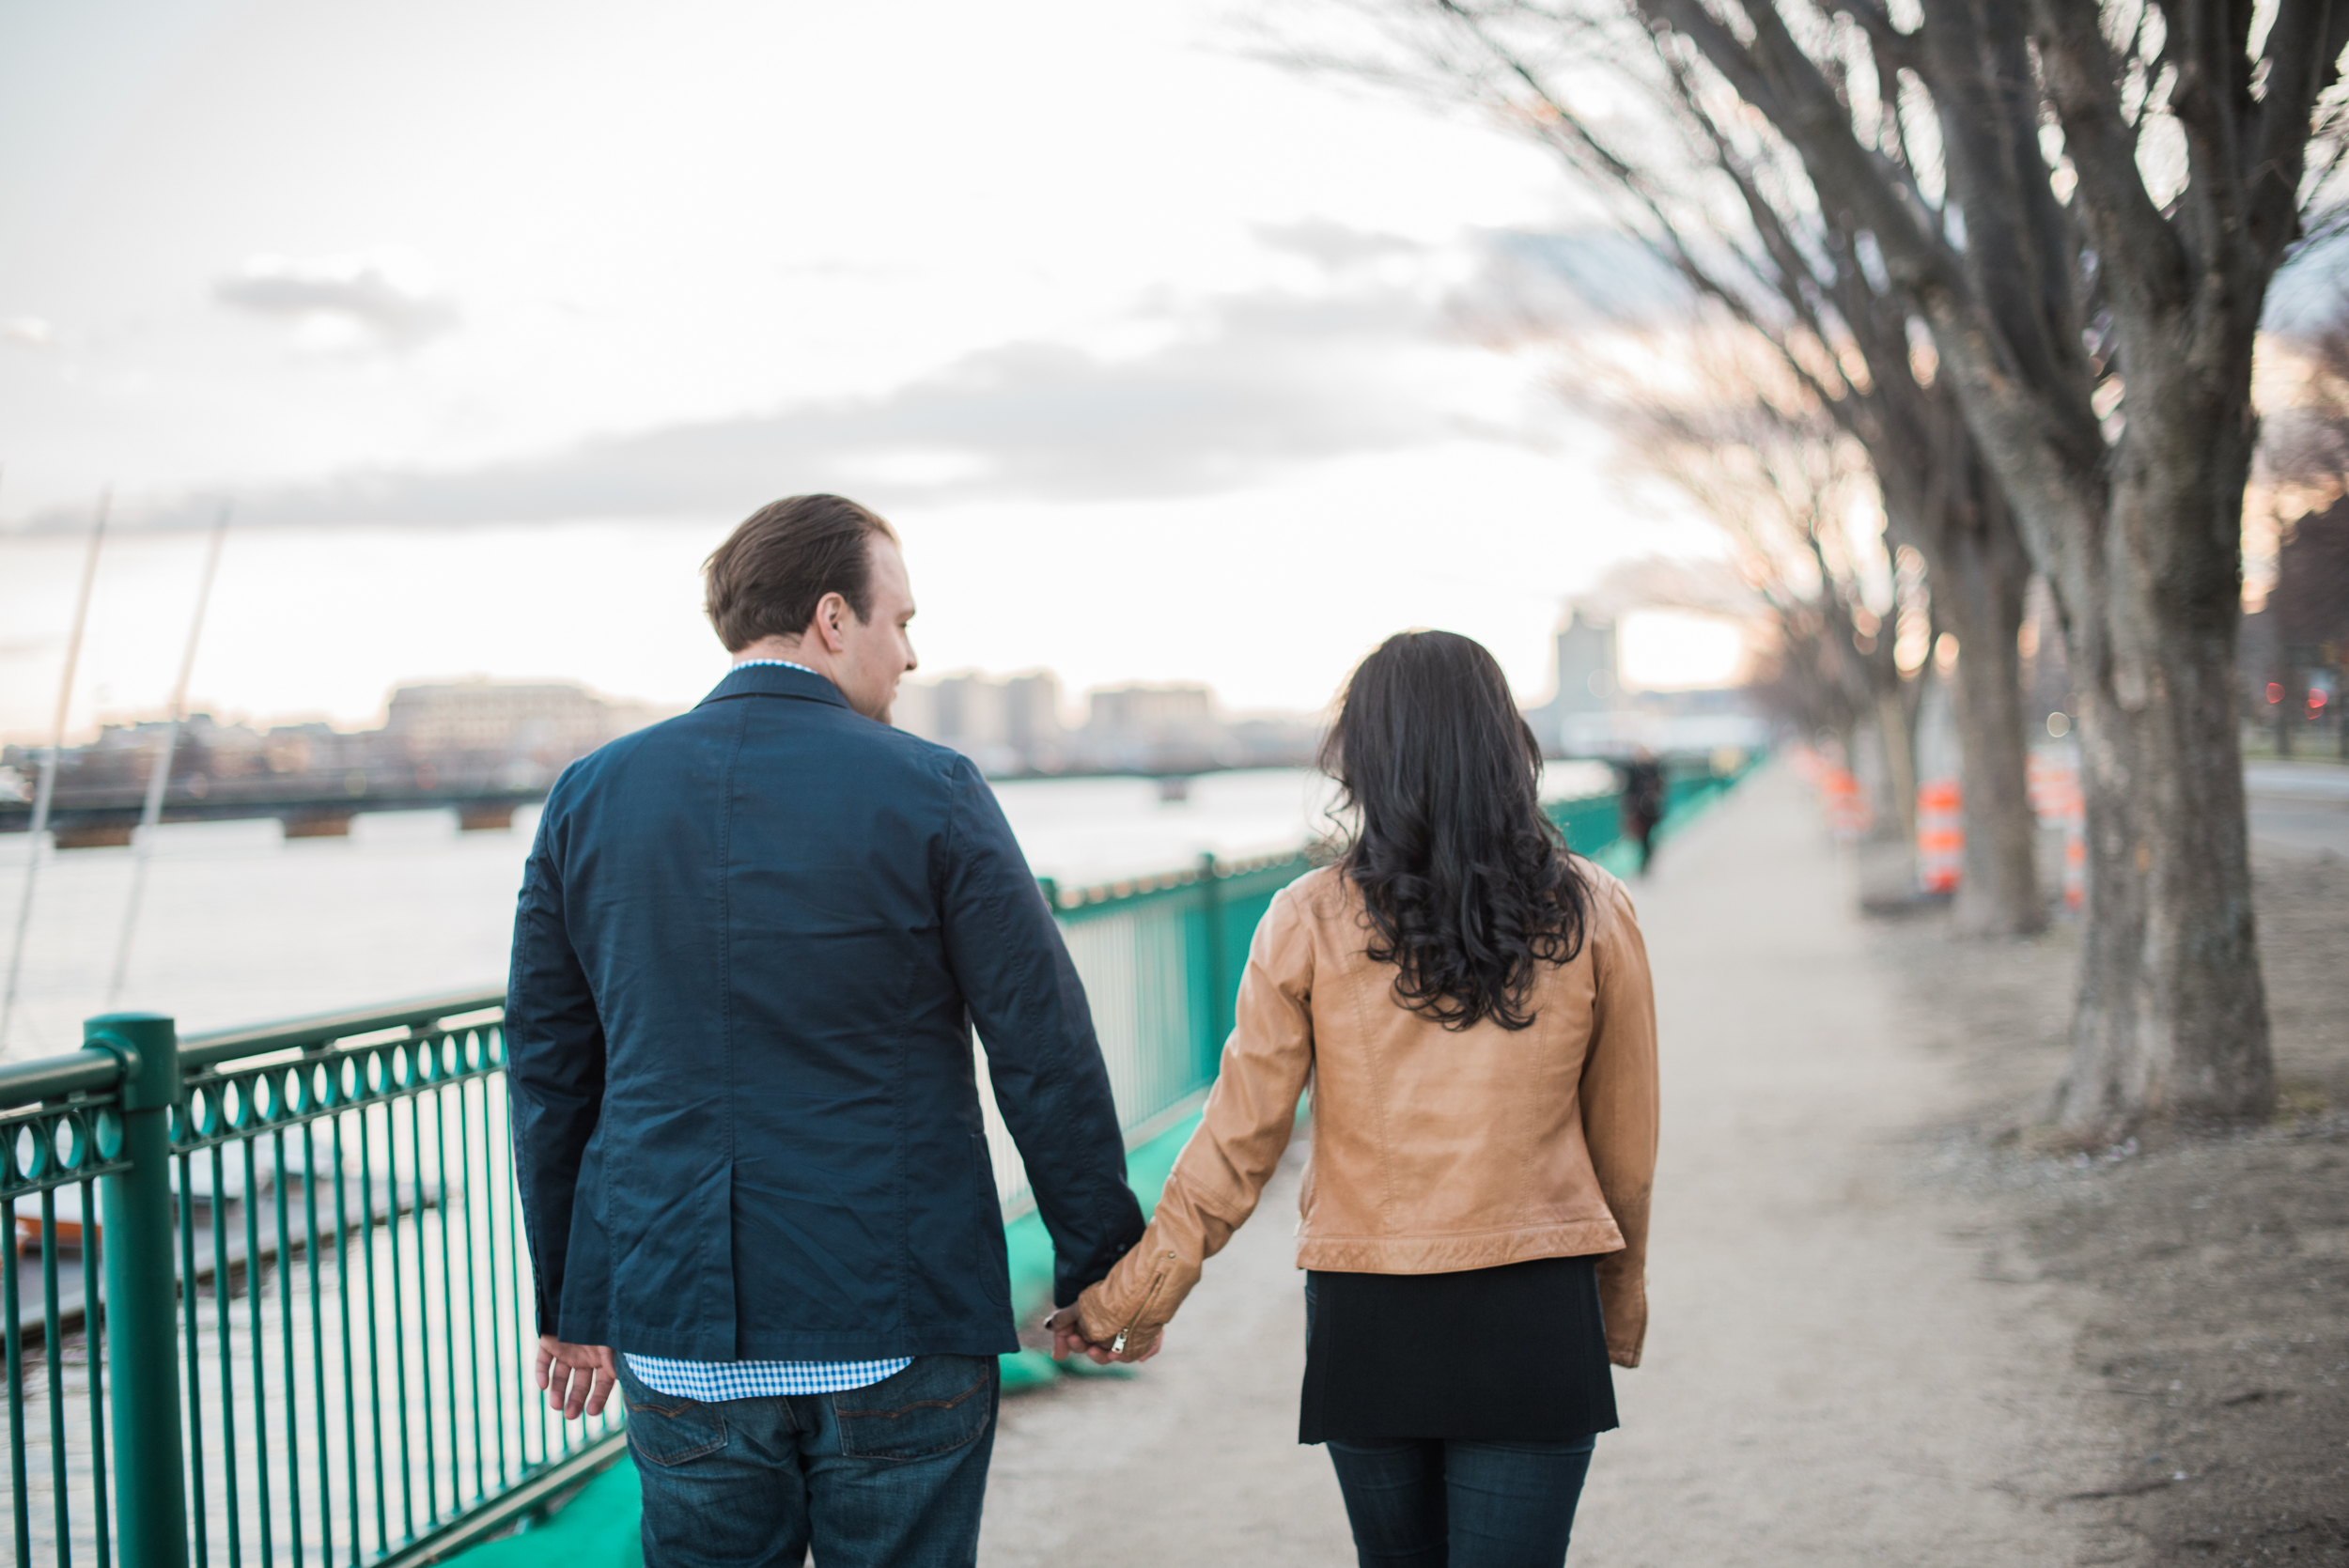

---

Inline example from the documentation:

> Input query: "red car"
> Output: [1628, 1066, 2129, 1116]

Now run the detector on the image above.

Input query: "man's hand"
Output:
[1044, 1306, 1112, 1365]
[536, 1335, 617, 1420]
[1045, 1306, 1164, 1366]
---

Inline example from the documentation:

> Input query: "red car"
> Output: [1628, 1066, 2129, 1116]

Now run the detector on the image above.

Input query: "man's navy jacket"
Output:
[506, 663, 1145, 1360]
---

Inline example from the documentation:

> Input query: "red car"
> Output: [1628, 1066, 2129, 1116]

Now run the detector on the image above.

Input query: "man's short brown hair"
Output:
[703, 494, 900, 653]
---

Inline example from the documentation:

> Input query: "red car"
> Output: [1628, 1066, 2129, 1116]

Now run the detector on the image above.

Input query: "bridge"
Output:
[0, 763, 1278, 848]
[0, 778, 548, 848]
[0, 762, 1750, 1568]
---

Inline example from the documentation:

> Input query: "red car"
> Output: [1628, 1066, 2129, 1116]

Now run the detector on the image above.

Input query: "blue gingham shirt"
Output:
[627, 659, 902, 1405]
[624, 1353, 913, 1402]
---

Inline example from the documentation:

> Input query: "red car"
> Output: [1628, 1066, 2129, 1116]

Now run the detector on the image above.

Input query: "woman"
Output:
[1051, 629, 1657, 1567]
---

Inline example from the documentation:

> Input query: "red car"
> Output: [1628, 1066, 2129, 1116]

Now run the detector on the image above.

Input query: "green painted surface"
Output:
[456, 1457, 646, 1568]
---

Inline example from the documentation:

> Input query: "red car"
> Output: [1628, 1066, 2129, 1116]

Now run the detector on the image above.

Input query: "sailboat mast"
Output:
[106, 504, 231, 1006]
[1, 489, 111, 1054]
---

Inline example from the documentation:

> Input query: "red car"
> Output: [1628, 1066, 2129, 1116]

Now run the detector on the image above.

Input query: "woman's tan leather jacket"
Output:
[1072, 860, 1658, 1367]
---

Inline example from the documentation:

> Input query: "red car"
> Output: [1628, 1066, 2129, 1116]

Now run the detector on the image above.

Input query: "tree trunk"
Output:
[1873, 689, 1917, 848]
[1933, 474, 2044, 937]
[2049, 382, 2273, 1134]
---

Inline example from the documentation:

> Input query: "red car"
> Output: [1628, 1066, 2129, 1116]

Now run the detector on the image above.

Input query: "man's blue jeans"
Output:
[1325, 1435, 1597, 1567]
[618, 1354, 999, 1568]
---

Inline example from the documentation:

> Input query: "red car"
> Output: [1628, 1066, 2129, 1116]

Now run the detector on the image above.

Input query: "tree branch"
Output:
[2249, 0, 2349, 266]
[2029, 0, 2190, 312]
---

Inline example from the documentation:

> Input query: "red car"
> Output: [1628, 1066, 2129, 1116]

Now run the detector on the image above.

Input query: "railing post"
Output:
[86, 1012, 189, 1568]
[1195, 854, 1228, 1074]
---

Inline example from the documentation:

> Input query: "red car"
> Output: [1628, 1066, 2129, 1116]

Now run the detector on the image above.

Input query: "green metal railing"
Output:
[984, 850, 1308, 1214]
[0, 764, 1755, 1568]
[0, 998, 625, 1568]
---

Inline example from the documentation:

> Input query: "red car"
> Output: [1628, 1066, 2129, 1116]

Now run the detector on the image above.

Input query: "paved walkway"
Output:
[979, 762, 2109, 1567]
[2246, 758, 2349, 860]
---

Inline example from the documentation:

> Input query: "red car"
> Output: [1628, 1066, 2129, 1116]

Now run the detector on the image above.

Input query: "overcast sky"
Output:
[0, 0, 1738, 740]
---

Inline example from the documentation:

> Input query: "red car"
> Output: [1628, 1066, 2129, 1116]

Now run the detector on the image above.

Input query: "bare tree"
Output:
[1651, 0, 2347, 1132]
[1327, 0, 2349, 1131]
[1548, 313, 1933, 848]
[1313, 0, 2047, 935]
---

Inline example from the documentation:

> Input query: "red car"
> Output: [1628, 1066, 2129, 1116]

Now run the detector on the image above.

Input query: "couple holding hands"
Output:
[507, 494, 1657, 1568]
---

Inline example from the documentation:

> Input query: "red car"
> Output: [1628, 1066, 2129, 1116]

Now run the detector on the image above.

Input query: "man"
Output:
[506, 493, 1144, 1567]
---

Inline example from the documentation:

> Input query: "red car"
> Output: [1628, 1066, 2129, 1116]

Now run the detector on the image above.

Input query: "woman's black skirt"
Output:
[1299, 1253, 1619, 1445]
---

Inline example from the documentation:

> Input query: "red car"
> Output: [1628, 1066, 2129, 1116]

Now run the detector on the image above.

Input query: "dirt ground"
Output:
[1875, 845, 2349, 1565]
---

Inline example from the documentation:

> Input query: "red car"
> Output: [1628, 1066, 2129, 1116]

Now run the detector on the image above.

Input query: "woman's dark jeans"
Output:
[619, 1353, 998, 1568]
[1325, 1434, 1597, 1568]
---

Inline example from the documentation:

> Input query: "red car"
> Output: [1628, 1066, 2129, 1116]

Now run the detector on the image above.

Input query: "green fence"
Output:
[0, 766, 1753, 1568]
[1, 997, 626, 1568]
[987, 849, 1305, 1216]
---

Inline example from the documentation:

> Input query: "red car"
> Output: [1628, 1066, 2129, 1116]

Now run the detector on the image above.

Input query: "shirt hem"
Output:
[604, 1324, 1021, 1361]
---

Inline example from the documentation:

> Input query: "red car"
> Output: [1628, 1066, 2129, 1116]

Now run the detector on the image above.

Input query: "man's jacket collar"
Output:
[697, 662, 852, 710]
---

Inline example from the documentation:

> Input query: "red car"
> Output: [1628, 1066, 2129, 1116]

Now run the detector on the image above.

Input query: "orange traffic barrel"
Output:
[1823, 766, 1869, 839]
[1916, 779, 1963, 893]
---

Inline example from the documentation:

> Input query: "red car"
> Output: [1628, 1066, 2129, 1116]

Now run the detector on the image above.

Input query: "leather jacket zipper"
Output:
[1111, 1250, 1177, 1355]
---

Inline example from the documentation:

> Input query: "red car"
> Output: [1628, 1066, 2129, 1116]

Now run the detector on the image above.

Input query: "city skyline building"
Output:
[1524, 605, 1768, 758]
[892, 672, 1318, 776]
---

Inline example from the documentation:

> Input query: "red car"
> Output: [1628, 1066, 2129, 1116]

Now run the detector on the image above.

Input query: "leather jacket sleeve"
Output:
[1073, 882, 1315, 1355]
[1584, 877, 1658, 1366]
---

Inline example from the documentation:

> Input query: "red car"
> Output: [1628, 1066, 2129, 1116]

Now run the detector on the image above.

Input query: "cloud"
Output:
[60, 225, 1642, 534]
[2, 317, 54, 349]
[213, 254, 459, 349]
[145, 272, 1465, 529]
[1253, 218, 1425, 271]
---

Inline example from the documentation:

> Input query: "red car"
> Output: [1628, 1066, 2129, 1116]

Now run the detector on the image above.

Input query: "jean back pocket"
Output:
[832, 1355, 996, 1462]
[621, 1371, 729, 1467]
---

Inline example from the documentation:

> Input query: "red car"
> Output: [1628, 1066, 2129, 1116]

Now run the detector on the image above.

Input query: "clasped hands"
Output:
[1044, 1303, 1163, 1365]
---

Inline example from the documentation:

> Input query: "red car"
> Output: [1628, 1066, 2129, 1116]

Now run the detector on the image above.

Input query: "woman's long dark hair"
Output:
[1320, 630, 1591, 1032]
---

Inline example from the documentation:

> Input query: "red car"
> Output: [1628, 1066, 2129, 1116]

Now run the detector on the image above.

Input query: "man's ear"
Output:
[812, 591, 851, 653]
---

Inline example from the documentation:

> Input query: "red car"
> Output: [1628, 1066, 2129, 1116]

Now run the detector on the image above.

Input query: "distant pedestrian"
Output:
[1619, 749, 1667, 874]
[1054, 629, 1658, 1568]
[506, 493, 1144, 1568]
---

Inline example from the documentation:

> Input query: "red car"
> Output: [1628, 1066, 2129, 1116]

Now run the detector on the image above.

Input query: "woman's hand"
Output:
[1044, 1305, 1114, 1364]
[1045, 1298, 1165, 1365]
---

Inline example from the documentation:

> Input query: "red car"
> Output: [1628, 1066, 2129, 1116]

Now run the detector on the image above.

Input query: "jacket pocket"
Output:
[832, 1354, 997, 1461]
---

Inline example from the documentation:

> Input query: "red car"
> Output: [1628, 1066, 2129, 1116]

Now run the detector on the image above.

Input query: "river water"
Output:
[0, 762, 1613, 1062]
